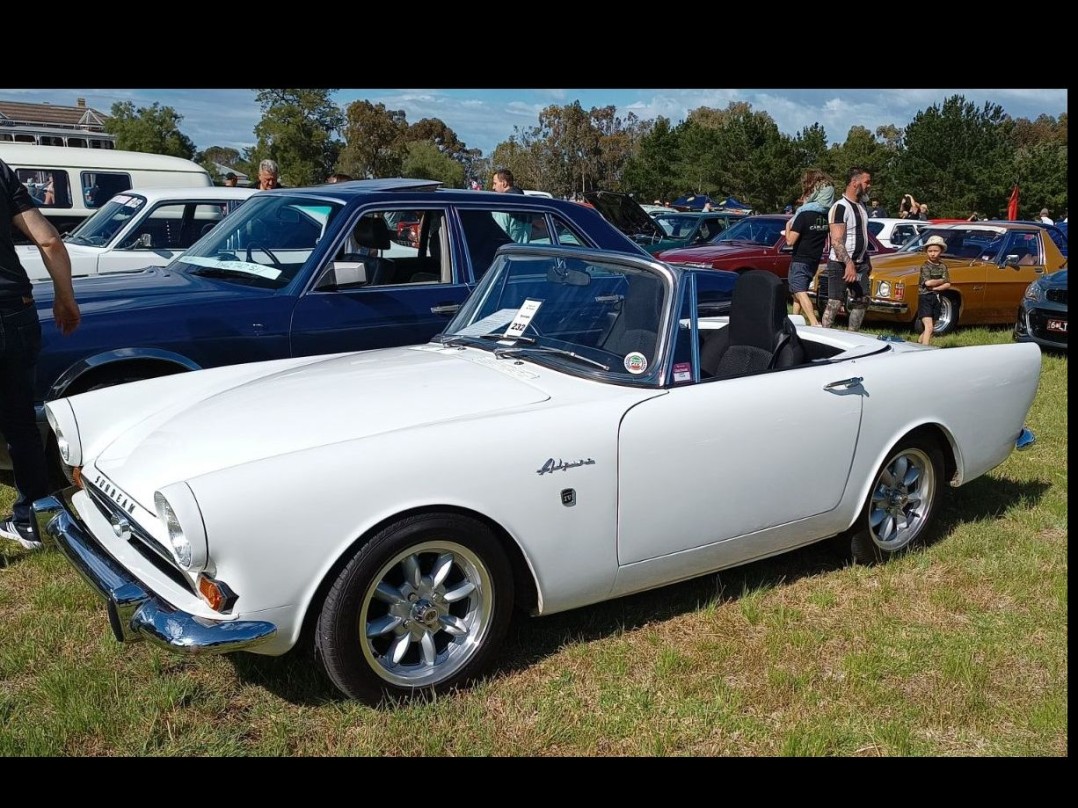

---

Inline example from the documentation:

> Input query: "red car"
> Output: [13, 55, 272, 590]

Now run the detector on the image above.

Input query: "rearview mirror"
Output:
[546, 264, 591, 286]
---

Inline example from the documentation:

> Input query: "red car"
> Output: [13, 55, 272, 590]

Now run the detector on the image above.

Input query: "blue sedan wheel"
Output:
[315, 513, 514, 704]
[849, 436, 944, 565]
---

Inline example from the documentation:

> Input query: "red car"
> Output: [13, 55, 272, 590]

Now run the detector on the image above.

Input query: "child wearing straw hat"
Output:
[917, 235, 952, 345]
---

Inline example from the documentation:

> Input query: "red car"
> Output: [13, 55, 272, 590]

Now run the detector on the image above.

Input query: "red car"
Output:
[656, 214, 892, 280]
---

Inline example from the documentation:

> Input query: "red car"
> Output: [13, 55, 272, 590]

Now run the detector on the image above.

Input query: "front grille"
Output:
[1028, 309, 1068, 346]
[1047, 288, 1067, 304]
[83, 482, 196, 594]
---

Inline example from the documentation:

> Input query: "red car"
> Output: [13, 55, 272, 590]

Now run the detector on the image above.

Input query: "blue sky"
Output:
[1, 88, 1066, 158]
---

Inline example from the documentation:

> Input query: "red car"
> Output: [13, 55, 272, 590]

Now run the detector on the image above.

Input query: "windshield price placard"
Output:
[504, 299, 543, 339]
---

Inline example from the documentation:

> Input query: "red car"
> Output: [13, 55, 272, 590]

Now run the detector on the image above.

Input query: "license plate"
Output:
[1047, 319, 1067, 333]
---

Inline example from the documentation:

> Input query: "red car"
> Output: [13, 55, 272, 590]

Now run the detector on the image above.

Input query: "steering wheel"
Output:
[245, 242, 282, 268]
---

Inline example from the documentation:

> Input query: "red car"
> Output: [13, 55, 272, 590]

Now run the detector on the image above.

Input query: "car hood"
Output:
[868, 251, 949, 278]
[585, 191, 666, 242]
[31, 265, 250, 313]
[90, 345, 554, 505]
[658, 242, 768, 263]
[20, 242, 104, 278]
[1036, 268, 1068, 289]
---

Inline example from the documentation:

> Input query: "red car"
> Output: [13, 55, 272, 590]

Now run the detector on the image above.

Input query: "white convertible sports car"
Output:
[33, 245, 1040, 704]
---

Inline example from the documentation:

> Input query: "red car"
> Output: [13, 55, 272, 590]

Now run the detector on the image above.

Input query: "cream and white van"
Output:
[0, 143, 213, 241]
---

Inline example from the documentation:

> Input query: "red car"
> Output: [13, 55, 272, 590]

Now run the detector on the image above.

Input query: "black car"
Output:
[1014, 267, 1068, 351]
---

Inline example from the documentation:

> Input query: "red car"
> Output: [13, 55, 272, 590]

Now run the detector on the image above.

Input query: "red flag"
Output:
[1007, 184, 1020, 221]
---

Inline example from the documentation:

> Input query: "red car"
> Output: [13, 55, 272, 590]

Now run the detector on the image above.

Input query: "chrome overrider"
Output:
[32, 488, 277, 654]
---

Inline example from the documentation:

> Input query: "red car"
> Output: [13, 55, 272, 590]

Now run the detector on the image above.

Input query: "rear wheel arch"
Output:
[845, 425, 955, 564]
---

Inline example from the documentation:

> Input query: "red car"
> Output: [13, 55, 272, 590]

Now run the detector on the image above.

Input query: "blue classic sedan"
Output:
[2, 178, 652, 485]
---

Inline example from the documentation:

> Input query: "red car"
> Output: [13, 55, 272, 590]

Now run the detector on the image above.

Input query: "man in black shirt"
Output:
[0, 158, 80, 551]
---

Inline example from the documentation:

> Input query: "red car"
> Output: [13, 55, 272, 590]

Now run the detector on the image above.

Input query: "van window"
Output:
[81, 172, 132, 208]
[16, 168, 72, 209]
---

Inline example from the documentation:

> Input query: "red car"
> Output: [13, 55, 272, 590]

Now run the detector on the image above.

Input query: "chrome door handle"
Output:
[431, 304, 460, 315]
[824, 376, 863, 390]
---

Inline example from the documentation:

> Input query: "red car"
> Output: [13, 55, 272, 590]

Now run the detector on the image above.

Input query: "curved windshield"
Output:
[708, 216, 785, 246]
[441, 249, 668, 384]
[899, 226, 1009, 260]
[653, 214, 699, 238]
[171, 194, 345, 289]
[65, 193, 147, 246]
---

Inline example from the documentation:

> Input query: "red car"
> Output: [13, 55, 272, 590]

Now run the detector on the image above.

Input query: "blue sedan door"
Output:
[290, 208, 469, 356]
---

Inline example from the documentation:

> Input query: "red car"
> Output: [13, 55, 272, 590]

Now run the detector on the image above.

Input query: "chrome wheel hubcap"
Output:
[868, 447, 936, 552]
[360, 539, 493, 688]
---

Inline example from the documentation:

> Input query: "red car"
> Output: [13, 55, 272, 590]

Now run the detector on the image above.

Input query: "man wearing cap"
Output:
[223, 172, 238, 187]
[917, 235, 952, 346]
[1039, 208, 1054, 225]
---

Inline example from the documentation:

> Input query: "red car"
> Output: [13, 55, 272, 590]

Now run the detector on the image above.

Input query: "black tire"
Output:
[912, 293, 959, 336]
[848, 436, 944, 565]
[315, 513, 514, 704]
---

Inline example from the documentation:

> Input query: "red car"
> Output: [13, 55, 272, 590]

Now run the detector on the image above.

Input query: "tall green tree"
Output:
[622, 116, 678, 203]
[400, 141, 466, 187]
[892, 95, 1013, 219]
[488, 136, 533, 190]
[677, 103, 792, 211]
[252, 88, 343, 187]
[104, 101, 197, 159]
[827, 125, 894, 204]
[338, 100, 408, 179]
[784, 124, 833, 208]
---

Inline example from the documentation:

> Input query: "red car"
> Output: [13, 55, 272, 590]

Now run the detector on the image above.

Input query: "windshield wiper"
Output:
[439, 333, 538, 347]
[493, 344, 610, 371]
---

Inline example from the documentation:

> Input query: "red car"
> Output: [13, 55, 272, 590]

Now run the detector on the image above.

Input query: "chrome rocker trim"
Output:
[33, 489, 277, 654]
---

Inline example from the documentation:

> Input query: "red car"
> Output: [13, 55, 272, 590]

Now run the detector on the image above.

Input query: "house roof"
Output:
[0, 98, 111, 131]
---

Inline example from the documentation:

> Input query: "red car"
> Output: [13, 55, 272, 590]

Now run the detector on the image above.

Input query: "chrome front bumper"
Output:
[32, 489, 277, 655]
[866, 299, 910, 315]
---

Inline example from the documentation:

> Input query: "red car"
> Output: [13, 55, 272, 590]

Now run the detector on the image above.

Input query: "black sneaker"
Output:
[0, 518, 43, 551]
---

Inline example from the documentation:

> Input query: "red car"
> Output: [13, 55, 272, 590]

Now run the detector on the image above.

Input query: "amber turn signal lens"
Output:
[72, 466, 84, 489]
[198, 575, 231, 612]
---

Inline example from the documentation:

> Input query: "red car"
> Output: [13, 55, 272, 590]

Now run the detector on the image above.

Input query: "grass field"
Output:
[0, 326, 1066, 756]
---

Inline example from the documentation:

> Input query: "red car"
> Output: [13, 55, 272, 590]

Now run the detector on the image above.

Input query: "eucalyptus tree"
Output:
[104, 101, 196, 159]
[251, 88, 343, 187]
[401, 140, 466, 188]
[337, 99, 409, 180]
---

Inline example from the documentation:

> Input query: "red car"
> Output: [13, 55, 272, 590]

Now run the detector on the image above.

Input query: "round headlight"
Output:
[45, 399, 82, 468]
[155, 493, 191, 567]
[877, 280, 892, 299]
[153, 484, 208, 571]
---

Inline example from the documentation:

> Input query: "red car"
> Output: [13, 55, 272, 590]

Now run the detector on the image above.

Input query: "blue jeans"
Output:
[0, 301, 47, 525]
